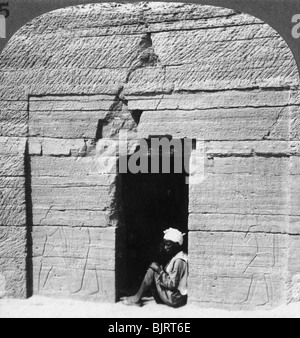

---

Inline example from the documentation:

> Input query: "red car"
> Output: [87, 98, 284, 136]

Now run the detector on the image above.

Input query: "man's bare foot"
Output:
[120, 296, 142, 307]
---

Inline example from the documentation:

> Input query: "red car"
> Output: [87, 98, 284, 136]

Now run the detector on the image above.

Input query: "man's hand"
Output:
[150, 262, 162, 274]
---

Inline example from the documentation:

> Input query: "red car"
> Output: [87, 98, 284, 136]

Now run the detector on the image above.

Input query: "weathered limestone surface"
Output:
[0, 177, 26, 226]
[32, 226, 116, 301]
[0, 2, 299, 308]
[189, 214, 289, 234]
[31, 156, 117, 176]
[0, 138, 27, 298]
[128, 90, 293, 111]
[206, 141, 291, 157]
[189, 231, 287, 307]
[0, 4, 298, 102]
[189, 174, 290, 215]
[0, 257, 27, 298]
[208, 157, 290, 176]
[0, 101, 28, 137]
[138, 107, 290, 140]
[28, 94, 121, 300]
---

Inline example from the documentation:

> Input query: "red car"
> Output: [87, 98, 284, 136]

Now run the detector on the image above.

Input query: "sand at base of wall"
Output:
[0, 296, 300, 318]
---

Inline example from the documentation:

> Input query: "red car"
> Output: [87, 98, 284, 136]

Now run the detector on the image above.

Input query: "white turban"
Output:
[163, 228, 185, 246]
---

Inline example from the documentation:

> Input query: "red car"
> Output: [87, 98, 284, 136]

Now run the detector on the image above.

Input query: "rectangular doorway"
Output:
[118, 139, 190, 297]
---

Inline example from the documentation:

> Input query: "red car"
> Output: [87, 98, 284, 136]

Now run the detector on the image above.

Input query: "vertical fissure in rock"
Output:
[95, 33, 157, 140]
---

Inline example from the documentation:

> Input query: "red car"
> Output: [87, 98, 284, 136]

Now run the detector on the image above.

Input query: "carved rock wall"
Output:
[0, 2, 299, 308]
[28, 95, 120, 300]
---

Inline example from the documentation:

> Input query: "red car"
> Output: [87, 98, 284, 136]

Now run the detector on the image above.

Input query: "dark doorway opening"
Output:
[118, 139, 190, 297]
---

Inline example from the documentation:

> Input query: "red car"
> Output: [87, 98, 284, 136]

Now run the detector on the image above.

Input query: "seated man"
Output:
[121, 228, 188, 308]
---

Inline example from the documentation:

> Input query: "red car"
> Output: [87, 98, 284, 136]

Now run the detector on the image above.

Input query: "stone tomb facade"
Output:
[0, 2, 300, 309]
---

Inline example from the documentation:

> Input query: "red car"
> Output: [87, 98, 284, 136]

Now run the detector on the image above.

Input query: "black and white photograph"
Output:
[0, 0, 300, 321]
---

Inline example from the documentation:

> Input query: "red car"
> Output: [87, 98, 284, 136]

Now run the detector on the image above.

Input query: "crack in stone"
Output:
[92, 32, 162, 142]
[189, 229, 300, 236]
[263, 107, 286, 140]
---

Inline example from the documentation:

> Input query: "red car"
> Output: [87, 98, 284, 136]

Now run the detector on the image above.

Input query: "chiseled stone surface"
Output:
[0, 2, 299, 308]
[0, 227, 27, 298]
[31, 226, 116, 301]
[0, 139, 27, 299]
[138, 107, 290, 140]
[189, 231, 287, 308]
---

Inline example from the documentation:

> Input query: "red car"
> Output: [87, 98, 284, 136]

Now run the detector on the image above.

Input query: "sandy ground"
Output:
[1, 296, 300, 318]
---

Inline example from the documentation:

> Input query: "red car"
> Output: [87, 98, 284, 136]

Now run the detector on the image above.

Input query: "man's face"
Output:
[163, 240, 179, 255]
